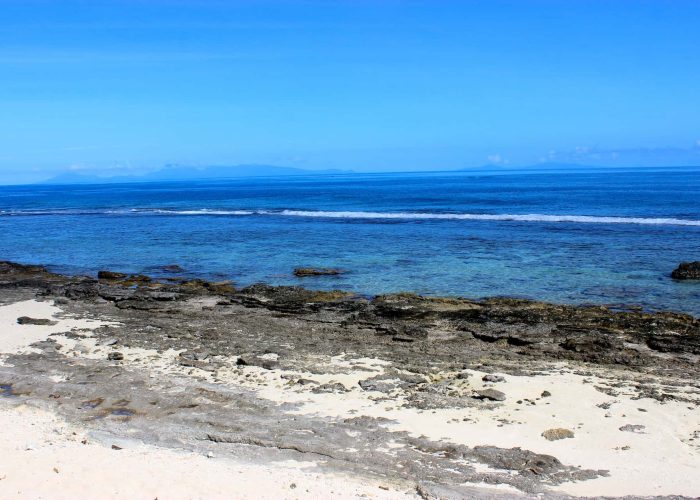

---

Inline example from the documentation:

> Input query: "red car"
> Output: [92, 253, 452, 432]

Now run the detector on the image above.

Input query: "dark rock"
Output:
[561, 336, 616, 354]
[646, 334, 700, 355]
[98, 271, 127, 280]
[95, 285, 135, 302]
[63, 281, 100, 300]
[295, 378, 319, 386]
[237, 284, 360, 314]
[233, 355, 279, 370]
[148, 292, 181, 302]
[2, 259, 700, 381]
[482, 374, 505, 383]
[17, 316, 57, 326]
[472, 445, 563, 475]
[293, 267, 345, 277]
[0, 261, 47, 274]
[542, 428, 574, 440]
[619, 424, 646, 433]
[107, 352, 124, 361]
[178, 358, 216, 371]
[391, 335, 416, 342]
[193, 351, 210, 361]
[253, 359, 280, 370]
[424, 380, 455, 396]
[473, 389, 506, 402]
[115, 299, 161, 311]
[312, 383, 349, 394]
[175, 279, 236, 296]
[376, 322, 428, 340]
[359, 378, 397, 393]
[671, 262, 700, 280]
[125, 274, 151, 284]
[541, 390, 552, 398]
[359, 371, 425, 394]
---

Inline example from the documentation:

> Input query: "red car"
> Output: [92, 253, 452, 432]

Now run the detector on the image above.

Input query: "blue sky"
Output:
[1, 0, 700, 183]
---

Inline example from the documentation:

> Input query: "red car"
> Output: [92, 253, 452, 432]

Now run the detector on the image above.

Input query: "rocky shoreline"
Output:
[1, 260, 700, 498]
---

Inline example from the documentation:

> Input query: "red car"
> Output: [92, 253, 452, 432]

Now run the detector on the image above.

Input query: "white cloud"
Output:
[539, 142, 700, 167]
[487, 154, 510, 165]
[487, 154, 502, 164]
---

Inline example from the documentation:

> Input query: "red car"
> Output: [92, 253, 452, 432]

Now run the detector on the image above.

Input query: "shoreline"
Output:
[12, 259, 700, 319]
[1, 261, 700, 498]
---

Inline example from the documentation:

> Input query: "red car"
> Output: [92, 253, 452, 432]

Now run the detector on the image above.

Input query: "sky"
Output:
[1, 0, 700, 183]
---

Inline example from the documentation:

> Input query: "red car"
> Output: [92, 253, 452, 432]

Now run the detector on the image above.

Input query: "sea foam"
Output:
[3, 208, 700, 226]
[280, 210, 700, 226]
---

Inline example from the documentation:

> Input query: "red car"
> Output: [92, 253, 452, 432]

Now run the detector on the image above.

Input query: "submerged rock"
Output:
[0, 261, 48, 274]
[124, 274, 152, 284]
[293, 267, 345, 277]
[161, 264, 185, 273]
[671, 262, 700, 280]
[97, 271, 127, 280]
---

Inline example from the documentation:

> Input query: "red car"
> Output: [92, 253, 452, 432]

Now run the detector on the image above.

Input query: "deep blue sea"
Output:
[1, 169, 699, 315]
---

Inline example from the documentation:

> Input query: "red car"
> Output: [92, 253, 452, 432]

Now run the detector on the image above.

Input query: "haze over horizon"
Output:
[1, 0, 700, 184]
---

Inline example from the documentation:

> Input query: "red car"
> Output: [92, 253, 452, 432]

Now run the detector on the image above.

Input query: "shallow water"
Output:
[1, 169, 699, 314]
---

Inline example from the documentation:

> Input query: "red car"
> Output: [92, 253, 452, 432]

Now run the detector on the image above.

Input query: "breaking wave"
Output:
[2, 208, 700, 226]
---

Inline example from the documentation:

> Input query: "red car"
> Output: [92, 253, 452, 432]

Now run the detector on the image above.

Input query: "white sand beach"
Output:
[2, 298, 700, 498]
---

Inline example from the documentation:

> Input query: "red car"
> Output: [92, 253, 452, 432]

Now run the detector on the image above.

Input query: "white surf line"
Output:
[277, 210, 700, 226]
[5, 208, 699, 226]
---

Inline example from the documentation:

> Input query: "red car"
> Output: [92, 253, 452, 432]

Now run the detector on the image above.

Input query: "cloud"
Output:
[541, 143, 700, 167]
[487, 154, 509, 165]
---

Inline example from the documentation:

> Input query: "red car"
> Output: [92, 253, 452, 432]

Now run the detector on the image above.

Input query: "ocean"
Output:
[1, 168, 699, 315]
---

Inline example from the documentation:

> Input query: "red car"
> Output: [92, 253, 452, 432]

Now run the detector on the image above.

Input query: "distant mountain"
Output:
[458, 164, 510, 171]
[40, 172, 110, 184]
[516, 162, 602, 170]
[458, 162, 598, 172]
[40, 164, 350, 185]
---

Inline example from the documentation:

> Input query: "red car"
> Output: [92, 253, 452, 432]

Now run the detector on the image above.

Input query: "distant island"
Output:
[36, 163, 700, 185]
[40, 164, 352, 185]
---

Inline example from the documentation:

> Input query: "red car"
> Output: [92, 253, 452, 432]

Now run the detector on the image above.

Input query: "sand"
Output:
[0, 404, 413, 499]
[0, 299, 116, 355]
[0, 300, 415, 499]
[2, 298, 700, 498]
